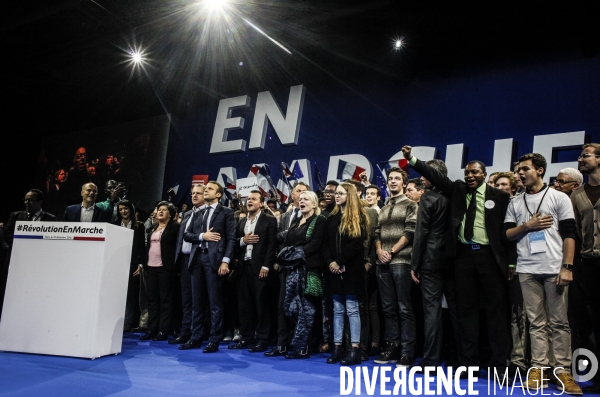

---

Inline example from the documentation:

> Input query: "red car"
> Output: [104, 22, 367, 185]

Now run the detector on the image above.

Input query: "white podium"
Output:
[0, 221, 133, 359]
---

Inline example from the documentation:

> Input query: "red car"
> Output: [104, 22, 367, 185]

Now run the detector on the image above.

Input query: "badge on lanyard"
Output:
[528, 230, 547, 254]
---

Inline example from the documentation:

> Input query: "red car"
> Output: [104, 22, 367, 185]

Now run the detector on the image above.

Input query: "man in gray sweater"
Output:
[373, 167, 418, 367]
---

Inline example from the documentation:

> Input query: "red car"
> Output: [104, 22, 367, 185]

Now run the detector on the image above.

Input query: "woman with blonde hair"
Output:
[271, 190, 326, 359]
[323, 182, 369, 365]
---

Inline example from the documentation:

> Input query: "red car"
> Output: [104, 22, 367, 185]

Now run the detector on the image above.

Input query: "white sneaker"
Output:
[233, 329, 241, 342]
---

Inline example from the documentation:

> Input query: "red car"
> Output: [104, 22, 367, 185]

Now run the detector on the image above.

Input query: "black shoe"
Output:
[374, 344, 399, 364]
[139, 331, 156, 341]
[341, 346, 362, 365]
[327, 345, 344, 364]
[248, 342, 268, 353]
[361, 351, 369, 362]
[228, 340, 251, 349]
[369, 345, 381, 356]
[169, 333, 191, 345]
[179, 339, 203, 350]
[152, 332, 169, 341]
[203, 342, 219, 353]
[396, 355, 414, 368]
[131, 326, 147, 333]
[264, 346, 287, 357]
[286, 346, 310, 359]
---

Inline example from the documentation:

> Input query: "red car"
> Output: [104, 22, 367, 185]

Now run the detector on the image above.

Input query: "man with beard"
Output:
[570, 143, 600, 393]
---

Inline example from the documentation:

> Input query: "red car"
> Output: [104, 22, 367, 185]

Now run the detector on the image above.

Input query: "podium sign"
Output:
[0, 222, 133, 359]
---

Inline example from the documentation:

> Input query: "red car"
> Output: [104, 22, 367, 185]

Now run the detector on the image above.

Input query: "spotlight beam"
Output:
[242, 18, 291, 55]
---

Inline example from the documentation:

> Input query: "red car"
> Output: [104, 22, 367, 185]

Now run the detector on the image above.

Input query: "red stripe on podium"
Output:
[73, 237, 105, 241]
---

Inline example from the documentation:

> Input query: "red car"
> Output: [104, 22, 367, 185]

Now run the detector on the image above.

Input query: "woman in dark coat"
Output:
[113, 199, 146, 332]
[279, 191, 326, 359]
[323, 182, 369, 365]
[140, 201, 178, 341]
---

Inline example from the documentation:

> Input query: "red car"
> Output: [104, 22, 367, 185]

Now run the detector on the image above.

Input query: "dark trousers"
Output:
[238, 260, 270, 343]
[177, 254, 193, 336]
[124, 269, 141, 328]
[376, 263, 416, 357]
[581, 258, 600, 380]
[190, 251, 224, 343]
[454, 245, 510, 368]
[276, 268, 294, 347]
[145, 266, 174, 333]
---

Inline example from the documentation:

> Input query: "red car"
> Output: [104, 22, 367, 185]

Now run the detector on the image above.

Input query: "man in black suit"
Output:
[5, 189, 57, 249]
[181, 181, 236, 353]
[169, 184, 207, 345]
[62, 183, 112, 223]
[409, 160, 461, 369]
[402, 145, 514, 375]
[2, 189, 57, 318]
[229, 190, 277, 352]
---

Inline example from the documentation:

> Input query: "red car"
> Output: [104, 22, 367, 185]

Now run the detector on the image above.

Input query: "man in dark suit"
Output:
[229, 190, 277, 352]
[62, 183, 112, 223]
[409, 160, 461, 369]
[5, 189, 57, 249]
[2, 189, 57, 319]
[180, 181, 236, 353]
[402, 145, 514, 375]
[169, 184, 207, 345]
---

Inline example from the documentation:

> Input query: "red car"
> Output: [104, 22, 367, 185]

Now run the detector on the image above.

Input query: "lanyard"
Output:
[523, 184, 549, 218]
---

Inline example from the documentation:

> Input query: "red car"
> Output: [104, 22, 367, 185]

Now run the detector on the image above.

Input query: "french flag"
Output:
[222, 174, 236, 199]
[337, 160, 366, 181]
[250, 164, 275, 196]
[387, 158, 410, 172]
[276, 179, 290, 203]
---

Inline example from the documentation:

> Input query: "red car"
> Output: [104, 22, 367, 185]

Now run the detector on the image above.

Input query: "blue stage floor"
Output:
[1, 333, 598, 396]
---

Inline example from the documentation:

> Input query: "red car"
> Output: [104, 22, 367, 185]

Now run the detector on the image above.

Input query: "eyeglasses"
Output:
[334, 192, 347, 196]
[323, 190, 335, 195]
[578, 153, 600, 159]
[554, 179, 577, 185]
[23, 198, 38, 203]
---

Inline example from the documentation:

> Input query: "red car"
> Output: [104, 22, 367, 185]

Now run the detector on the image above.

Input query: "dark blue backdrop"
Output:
[165, 52, 600, 204]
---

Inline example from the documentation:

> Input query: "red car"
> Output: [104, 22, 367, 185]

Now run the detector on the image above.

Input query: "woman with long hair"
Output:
[140, 201, 178, 341]
[323, 182, 369, 365]
[113, 200, 146, 332]
[275, 191, 326, 359]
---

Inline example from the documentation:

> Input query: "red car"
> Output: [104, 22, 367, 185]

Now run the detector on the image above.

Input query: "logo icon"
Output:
[572, 348, 598, 382]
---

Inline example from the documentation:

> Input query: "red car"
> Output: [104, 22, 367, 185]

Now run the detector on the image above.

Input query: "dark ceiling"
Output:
[1, 0, 598, 218]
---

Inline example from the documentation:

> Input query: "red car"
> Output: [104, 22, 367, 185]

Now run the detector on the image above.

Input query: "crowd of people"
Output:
[3, 143, 600, 395]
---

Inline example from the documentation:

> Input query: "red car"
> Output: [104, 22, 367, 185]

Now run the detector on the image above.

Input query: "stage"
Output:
[0, 333, 597, 396]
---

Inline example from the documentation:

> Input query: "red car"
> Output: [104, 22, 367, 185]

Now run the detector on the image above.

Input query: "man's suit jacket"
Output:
[62, 204, 111, 223]
[277, 206, 299, 245]
[183, 204, 236, 271]
[5, 210, 57, 247]
[412, 158, 516, 277]
[411, 188, 449, 272]
[234, 213, 277, 276]
[175, 209, 195, 267]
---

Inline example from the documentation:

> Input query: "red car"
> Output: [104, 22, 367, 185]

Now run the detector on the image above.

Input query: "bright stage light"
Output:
[132, 52, 143, 64]
[202, 0, 230, 12]
[394, 39, 403, 50]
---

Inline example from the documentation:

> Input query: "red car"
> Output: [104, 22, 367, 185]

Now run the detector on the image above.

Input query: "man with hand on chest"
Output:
[228, 190, 277, 352]
[505, 153, 581, 394]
